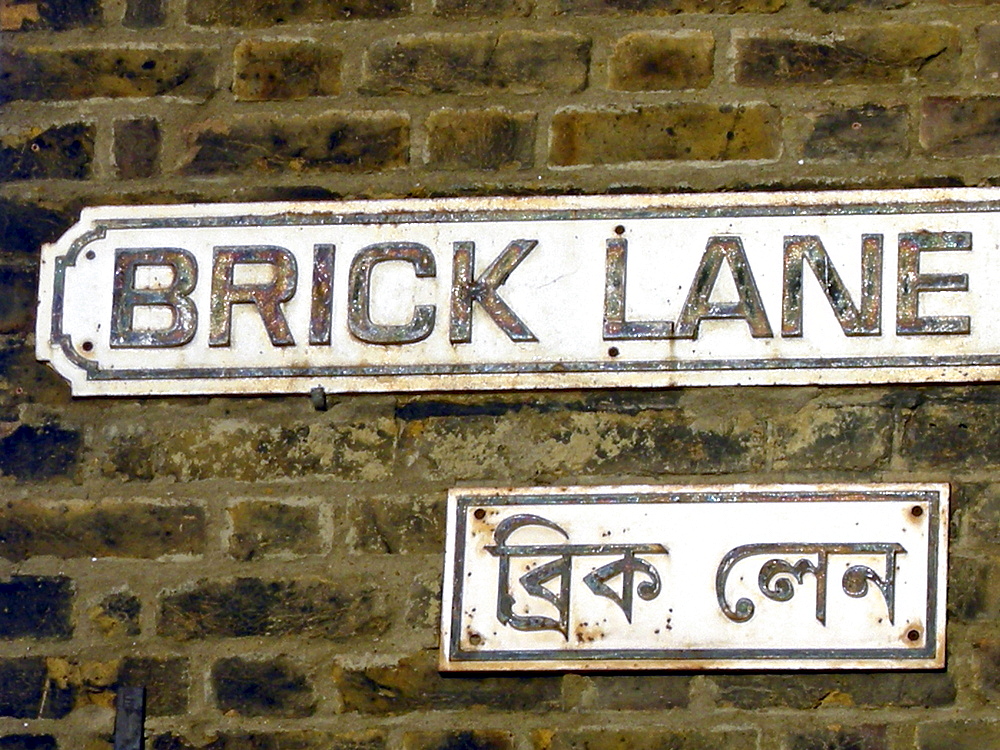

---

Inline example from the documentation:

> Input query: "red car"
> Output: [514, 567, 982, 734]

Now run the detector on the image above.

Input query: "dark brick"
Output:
[434, 0, 530, 17]
[0, 199, 74, 258]
[803, 104, 908, 160]
[0, 500, 206, 561]
[348, 494, 445, 553]
[158, 578, 392, 640]
[234, 41, 342, 101]
[712, 672, 955, 709]
[187, 0, 409, 25]
[921, 97, 1000, 156]
[0, 124, 94, 182]
[557, 0, 783, 14]
[549, 104, 780, 165]
[0, 48, 214, 103]
[788, 726, 887, 750]
[539, 730, 758, 750]
[213, 657, 314, 717]
[0, 576, 73, 639]
[1, 0, 99, 30]
[581, 674, 691, 709]
[119, 657, 189, 716]
[0, 265, 36, 333]
[608, 32, 714, 91]
[0, 658, 73, 718]
[737, 26, 959, 85]
[977, 24, 1000, 80]
[227, 501, 321, 560]
[770, 403, 892, 469]
[91, 591, 141, 637]
[901, 399, 1000, 468]
[403, 732, 512, 750]
[123, 0, 164, 27]
[182, 115, 408, 176]
[114, 119, 160, 179]
[0, 423, 81, 480]
[426, 109, 535, 170]
[152, 731, 386, 750]
[949, 554, 993, 621]
[0, 737, 57, 750]
[362, 32, 590, 95]
[918, 722, 1000, 750]
[334, 651, 561, 713]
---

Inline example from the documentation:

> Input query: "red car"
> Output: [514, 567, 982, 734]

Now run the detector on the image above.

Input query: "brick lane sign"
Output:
[35, 188, 1000, 396]
[440, 484, 948, 671]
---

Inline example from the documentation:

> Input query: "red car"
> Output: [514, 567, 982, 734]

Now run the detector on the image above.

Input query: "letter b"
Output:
[110, 248, 198, 348]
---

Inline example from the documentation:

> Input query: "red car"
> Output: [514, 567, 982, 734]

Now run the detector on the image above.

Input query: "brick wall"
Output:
[4, 0, 1000, 749]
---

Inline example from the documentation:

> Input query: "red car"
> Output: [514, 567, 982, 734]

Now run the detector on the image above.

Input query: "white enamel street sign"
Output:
[440, 484, 948, 671]
[35, 188, 1000, 395]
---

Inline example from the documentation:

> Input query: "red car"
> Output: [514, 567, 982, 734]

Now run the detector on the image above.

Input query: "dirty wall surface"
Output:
[4, 0, 1000, 748]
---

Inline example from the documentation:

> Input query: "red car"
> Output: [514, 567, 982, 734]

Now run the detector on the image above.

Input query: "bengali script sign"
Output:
[35, 189, 1000, 395]
[440, 485, 948, 670]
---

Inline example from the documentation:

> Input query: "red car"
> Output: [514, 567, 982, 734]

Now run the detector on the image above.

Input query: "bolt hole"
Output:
[85, 250, 96, 260]
[911, 505, 924, 517]
[469, 633, 483, 646]
[608, 346, 620, 357]
[907, 629, 920, 641]
[614, 225, 625, 235]
[473, 508, 486, 520]
[81, 341, 94, 352]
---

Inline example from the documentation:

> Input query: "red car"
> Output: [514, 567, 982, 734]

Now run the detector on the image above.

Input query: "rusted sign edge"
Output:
[440, 483, 949, 672]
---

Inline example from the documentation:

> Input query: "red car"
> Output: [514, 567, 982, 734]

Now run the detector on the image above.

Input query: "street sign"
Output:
[440, 484, 948, 671]
[35, 189, 1000, 395]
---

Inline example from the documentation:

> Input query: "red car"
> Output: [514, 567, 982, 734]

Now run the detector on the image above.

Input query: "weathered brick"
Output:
[213, 657, 315, 717]
[549, 104, 780, 165]
[0, 48, 214, 103]
[234, 41, 342, 101]
[0, 576, 73, 639]
[228, 501, 321, 560]
[712, 671, 956, 709]
[0, 658, 72, 718]
[189, 0, 408, 25]
[608, 32, 714, 91]
[119, 657, 189, 716]
[918, 722, 1000, 750]
[404, 733, 512, 750]
[434, 0, 530, 17]
[0, 737, 57, 750]
[537, 729, 758, 750]
[397, 396, 767, 480]
[159, 578, 392, 640]
[100, 414, 396, 481]
[362, 32, 590, 95]
[920, 97, 1000, 156]
[788, 726, 887, 750]
[0, 423, 81, 479]
[770, 403, 892, 469]
[0, 265, 36, 333]
[0, 500, 205, 561]
[901, 397, 1000, 468]
[557, 0, 783, 14]
[182, 115, 408, 176]
[803, 104, 908, 160]
[0, 124, 94, 182]
[348, 494, 445, 553]
[90, 591, 141, 637]
[737, 26, 959, 85]
[574, 674, 691, 709]
[973, 640, 1000, 697]
[1, 0, 99, 30]
[152, 731, 386, 750]
[949, 554, 994, 621]
[810, 0, 909, 9]
[977, 24, 1000, 79]
[123, 0, 164, 27]
[114, 119, 160, 179]
[426, 109, 535, 170]
[334, 651, 561, 713]
[953, 484, 1000, 546]
[0, 199, 74, 258]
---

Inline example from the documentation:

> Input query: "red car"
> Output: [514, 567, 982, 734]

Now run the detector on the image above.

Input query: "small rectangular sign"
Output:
[33, 188, 1000, 395]
[440, 484, 948, 671]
